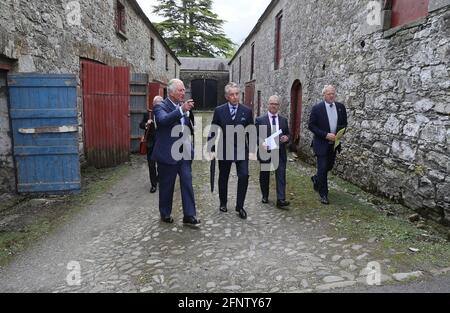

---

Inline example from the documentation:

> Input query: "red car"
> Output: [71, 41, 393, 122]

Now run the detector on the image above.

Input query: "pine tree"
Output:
[152, 0, 236, 58]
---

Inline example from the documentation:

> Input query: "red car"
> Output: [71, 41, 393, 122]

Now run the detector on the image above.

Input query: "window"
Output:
[390, 0, 429, 28]
[174, 63, 177, 77]
[150, 38, 155, 60]
[231, 64, 234, 82]
[274, 11, 283, 70]
[115, 1, 126, 36]
[165, 54, 169, 71]
[250, 42, 255, 80]
[238, 56, 242, 84]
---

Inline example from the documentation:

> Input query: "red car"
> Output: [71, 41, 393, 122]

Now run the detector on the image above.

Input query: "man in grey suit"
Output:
[256, 95, 290, 209]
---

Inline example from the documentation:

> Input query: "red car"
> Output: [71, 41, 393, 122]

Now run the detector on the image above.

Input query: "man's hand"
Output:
[326, 133, 336, 142]
[249, 152, 257, 161]
[280, 135, 289, 144]
[262, 142, 268, 151]
[181, 99, 195, 112]
[207, 152, 216, 161]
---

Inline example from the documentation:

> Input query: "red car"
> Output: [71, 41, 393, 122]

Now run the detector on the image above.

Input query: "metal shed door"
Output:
[81, 61, 130, 168]
[8, 74, 80, 193]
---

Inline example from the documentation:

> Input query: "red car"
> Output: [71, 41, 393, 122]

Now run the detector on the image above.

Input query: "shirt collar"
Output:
[268, 112, 278, 119]
[325, 101, 335, 108]
[228, 103, 239, 110]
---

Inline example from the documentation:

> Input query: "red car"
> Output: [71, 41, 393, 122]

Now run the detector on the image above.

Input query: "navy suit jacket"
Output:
[308, 101, 347, 156]
[151, 98, 194, 165]
[255, 113, 290, 164]
[208, 103, 254, 161]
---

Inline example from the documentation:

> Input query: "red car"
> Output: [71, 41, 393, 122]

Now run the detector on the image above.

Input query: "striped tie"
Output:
[230, 106, 237, 120]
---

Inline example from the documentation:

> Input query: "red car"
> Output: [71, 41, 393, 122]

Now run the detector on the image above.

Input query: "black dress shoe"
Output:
[183, 216, 201, 226]
[262, 197, 268, 204]
[320, 196, 330, 205]
[161, 216, 174, 223]
[219, 205, 228, 213]
[311, 176, 319, 192]
[276, 200, 290, 208]
[150, 186, 157, 193]
[236, 207, 247, 219]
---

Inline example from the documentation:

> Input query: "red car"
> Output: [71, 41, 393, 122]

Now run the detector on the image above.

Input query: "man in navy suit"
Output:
[308, 85, 347, 205]
[208, 82, 254, 219]
[152, 79, 200, 226]
[256, 95, 290, 209]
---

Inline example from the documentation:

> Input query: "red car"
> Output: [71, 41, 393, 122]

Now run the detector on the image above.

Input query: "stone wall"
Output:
[0, 70, 15, 194]
[0, 0, 180, 193]
[230, 0, 450, 224]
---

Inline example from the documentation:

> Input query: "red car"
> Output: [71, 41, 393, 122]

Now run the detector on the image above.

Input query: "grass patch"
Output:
[286, 160, 450, 272]
[0, 163, 131, 267]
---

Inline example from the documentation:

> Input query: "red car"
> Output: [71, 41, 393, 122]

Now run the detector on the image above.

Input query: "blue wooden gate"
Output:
[8, 74, 81, 193]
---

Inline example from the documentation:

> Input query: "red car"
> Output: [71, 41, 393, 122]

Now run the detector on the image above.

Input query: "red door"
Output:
[148, 82, 167, 110]
[244, 81, 256, 114]
[81, 60, 130, 168]
[290, 80, 302, 151]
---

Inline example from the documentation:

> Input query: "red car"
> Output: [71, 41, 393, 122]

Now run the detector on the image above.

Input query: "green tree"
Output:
[152, 0, 236, 58]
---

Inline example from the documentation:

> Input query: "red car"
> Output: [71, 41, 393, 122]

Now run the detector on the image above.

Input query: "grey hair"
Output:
[268, 95, 281, 103]
[322, 85, 336, 95]
[153, 96, 163, 104]
[225, 82, 240, 95]
[168, 79, 183, 95]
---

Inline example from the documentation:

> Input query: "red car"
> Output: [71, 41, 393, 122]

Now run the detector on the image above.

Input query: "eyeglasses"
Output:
[269, 103, 280, 106]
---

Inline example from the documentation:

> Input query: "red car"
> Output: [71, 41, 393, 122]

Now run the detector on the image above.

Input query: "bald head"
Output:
[268, 95, 281, 115]
[322, 85, 336, 104]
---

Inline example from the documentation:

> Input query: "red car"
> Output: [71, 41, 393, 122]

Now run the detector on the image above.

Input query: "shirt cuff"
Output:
[179, 107, 185, 116]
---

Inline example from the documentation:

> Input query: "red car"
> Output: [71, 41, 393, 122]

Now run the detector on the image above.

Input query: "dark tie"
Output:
[271, 115, 277, 134]
[230, 106, 237, 120]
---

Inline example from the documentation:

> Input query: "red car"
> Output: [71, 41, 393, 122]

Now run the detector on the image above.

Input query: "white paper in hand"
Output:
[264, 129, 283, 150]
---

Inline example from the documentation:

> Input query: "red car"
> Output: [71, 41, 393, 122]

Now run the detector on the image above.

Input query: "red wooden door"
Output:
[244, 81, 256, 114]
[148, 82, 166, 110]
[81, 60, 130, 168]
[290, 80, 302, 151]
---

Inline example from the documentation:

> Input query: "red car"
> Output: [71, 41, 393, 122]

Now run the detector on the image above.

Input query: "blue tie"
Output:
[230, 106, 237, 120]
[271, 115, 277, 134]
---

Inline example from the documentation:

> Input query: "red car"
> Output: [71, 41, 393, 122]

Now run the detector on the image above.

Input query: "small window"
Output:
[150, 38, 155, 60]
[115, 1, 126, 36]
[250, 42, 255, 80]
[231, 64, 234, 82]
[165, 54, 169, 71]
[174, 63, 177, 77]
[390, 0, 429, 28]
[238, 56, 242, 84]
[274, 11, 283, 70]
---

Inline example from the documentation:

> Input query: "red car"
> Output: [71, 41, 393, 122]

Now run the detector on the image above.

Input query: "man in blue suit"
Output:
[256, 95, 290, 209]
[208, 82, 254, 219]
[308, 85, 347, 205]
[152, 79, 200, 226]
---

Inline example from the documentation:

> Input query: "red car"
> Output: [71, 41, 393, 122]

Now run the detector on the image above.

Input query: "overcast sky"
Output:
[136, 0, 273, 45]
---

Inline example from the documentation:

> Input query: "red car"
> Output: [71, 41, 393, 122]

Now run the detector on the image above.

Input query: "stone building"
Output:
[0, 0, 180, 194]
[179, 57, 229, 111]
[229, 0, 450, 224]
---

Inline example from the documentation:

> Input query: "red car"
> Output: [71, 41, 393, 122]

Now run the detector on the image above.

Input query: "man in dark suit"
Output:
[139, 96, 163, 193]
[308, 85, 347, 205]
[208, 82, 254, 219]
[256, 95, 290, 209]
[152, 79, 200, 226]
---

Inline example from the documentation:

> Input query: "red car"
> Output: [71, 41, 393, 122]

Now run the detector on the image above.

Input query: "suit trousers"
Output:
[218, 160, 249, 209]
[316, 144, 337, 198]
[157, 160, 196, 218]
[259, 158, 287, 201]
[146, 148, 158, 187]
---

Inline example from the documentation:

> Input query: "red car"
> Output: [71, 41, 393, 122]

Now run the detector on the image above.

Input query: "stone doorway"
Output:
[290, 80, 302, 152]
[0, 69, 16, 193]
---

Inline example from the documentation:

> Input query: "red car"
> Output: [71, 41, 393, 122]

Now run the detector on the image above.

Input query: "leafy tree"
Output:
[152, 0, 236, 58]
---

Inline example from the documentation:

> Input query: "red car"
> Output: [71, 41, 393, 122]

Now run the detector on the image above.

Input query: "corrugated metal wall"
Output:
[81, 60, 130, 168]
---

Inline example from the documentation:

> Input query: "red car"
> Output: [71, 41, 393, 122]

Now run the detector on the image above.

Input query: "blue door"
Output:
[8, 74, 80, 193]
